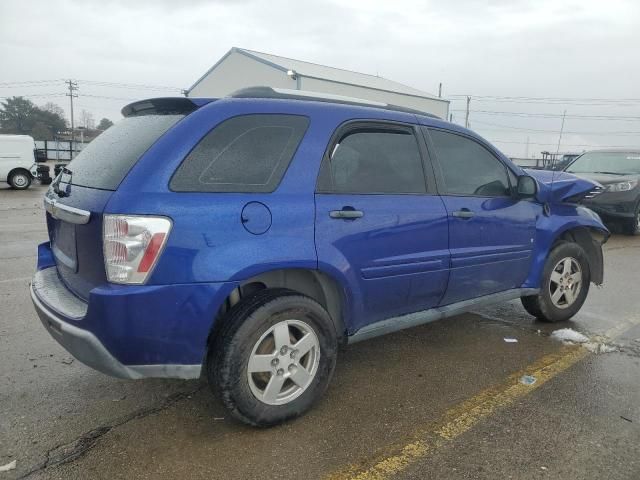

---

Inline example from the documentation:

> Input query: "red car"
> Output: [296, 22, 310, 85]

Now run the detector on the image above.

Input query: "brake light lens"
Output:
[103, 215, 172, 284]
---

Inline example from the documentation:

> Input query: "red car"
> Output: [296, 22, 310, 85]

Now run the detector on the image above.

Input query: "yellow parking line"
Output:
[327, 317, 639, 480]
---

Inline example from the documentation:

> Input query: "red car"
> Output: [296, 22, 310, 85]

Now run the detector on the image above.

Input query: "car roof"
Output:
[121, 91, 474, 140]
[123, 87, 444, 121]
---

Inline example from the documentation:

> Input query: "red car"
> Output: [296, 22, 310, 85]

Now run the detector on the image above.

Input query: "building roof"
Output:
[188, 47, 445, 102]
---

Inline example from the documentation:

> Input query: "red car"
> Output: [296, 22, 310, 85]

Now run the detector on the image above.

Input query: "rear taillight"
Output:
[103, 215, 172, 284]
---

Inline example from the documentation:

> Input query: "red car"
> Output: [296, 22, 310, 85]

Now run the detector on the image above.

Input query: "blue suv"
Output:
[31, 87, 608, 426]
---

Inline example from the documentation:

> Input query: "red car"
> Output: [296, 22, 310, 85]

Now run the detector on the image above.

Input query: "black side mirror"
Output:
[517, 175, 537, 198]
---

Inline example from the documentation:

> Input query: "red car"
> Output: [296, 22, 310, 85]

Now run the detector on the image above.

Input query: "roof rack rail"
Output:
[228, 86, 440, 119]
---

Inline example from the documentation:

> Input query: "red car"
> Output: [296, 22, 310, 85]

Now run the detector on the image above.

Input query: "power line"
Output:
[0, 93, 66, 99]
[450, 98, 640, 107]
[470, 119, 640, 135]
[0, 79, 182, 91]
[490, 139, 639, 148]
[76, 79, 182, 91]
[452, 109, 640, 121]
[0, 79, 65, 87]
[449, 94, 640, 103]
[81, 94, 139, 101]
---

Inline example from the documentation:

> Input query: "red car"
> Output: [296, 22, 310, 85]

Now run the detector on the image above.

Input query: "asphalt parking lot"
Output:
[1, 184, 639, 480]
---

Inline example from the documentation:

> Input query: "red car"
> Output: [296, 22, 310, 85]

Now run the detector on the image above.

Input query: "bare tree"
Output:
[42, 102, 66, 120]
[79, 109, 95, 129]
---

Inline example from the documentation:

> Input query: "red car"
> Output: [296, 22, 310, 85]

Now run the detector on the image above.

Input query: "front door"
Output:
[314, 121, 450, 332]
[424, 128, 537, 305]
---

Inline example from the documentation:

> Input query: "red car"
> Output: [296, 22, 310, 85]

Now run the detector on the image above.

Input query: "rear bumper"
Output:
[31, 249, 237, 379]
[31, 285, 147, 379]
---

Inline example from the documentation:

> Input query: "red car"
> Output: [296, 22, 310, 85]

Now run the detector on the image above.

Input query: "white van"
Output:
[0, 135, 38, 189]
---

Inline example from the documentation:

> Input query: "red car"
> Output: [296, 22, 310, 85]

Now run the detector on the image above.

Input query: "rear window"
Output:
[170, 114, 309, 193]
[64, 115, 183, 190]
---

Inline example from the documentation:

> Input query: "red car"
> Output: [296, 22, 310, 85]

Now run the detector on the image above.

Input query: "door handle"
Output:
[452, 208, 474, 219]
[329, 208, 364, 220]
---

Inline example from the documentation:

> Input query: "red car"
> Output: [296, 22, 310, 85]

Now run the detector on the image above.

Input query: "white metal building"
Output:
[187, 48, 449, 118]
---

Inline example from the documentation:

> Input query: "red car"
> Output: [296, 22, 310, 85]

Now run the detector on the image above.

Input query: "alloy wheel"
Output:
[247, 319, 320, 406]
[549, 257, 582, 309]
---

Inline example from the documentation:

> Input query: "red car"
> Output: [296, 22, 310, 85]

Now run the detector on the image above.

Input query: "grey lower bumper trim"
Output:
[31, 284, 201, 380]
[348, 288, 540, 344]
[32, 267, 88, 320]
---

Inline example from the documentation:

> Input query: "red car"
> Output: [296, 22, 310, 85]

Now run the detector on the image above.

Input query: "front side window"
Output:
[170, 114, 309, 193]
[318, 127, 427, 194]
[428, 129, 511, 197]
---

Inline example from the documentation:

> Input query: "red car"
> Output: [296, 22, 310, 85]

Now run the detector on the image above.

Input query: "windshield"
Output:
[566, 151, 640, 175]
[63, 114, 184, 190]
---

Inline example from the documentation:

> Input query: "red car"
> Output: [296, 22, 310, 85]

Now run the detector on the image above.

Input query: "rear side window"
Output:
[170, 114, 309, 193]
[317, 128, 427, 194]
[427, 129, 511, 197]
[65, 115, 183, 191]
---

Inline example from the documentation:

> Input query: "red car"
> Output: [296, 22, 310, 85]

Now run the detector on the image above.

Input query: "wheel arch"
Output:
[8, 167, 33, 182]
[551, 226, 608, 285]
[207, 267, 350, 347]
[526, 221, 608, 289]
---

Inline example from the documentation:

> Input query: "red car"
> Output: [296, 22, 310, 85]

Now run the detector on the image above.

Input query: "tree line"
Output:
[0, 96, 114, 140]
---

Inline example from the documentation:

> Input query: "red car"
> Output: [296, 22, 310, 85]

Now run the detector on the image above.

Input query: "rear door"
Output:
[423, 127, 537, 305]
[314, 121, 450, 331]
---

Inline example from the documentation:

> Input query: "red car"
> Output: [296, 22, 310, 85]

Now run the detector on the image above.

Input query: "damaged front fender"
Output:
[523, 203, 609, 289]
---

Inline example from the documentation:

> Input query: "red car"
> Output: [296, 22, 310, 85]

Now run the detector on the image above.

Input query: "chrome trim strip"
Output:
[44, 197, 91, 225]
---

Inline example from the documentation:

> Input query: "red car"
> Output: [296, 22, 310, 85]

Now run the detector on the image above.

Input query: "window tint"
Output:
[428, 129, 511, 197]
[65, 115, 183, 191]
[320, 128, 426, 194]
[170, 114, 309, 193]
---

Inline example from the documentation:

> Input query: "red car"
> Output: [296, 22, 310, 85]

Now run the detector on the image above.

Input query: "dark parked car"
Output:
[32, 88, 608, 426]
[564, 149, 640, 235]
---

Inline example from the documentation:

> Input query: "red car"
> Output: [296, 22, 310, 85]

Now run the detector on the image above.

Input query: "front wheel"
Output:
[208, 288, 338, 427]
[9, 171, 31, 189]
[521, 242, 591, 322]
[624, 203, 640, 236]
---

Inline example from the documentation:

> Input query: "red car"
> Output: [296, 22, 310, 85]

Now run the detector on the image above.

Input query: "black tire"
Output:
[520, 241, 591, 323]
[208, 288, 338, 427]
[623, 202, 640, 236]
[9, 170, 32, 190]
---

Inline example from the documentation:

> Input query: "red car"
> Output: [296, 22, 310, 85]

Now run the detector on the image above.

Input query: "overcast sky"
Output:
[1, 0, 639, 157]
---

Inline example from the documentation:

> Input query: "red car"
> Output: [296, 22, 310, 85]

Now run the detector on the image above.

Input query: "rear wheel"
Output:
[521, 242, 590, 322]
[9, 170, 31, 190]
[208, 288, 338, 427]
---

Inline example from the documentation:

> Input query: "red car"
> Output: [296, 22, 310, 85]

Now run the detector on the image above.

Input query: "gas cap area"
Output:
[240, 202, 272, 235]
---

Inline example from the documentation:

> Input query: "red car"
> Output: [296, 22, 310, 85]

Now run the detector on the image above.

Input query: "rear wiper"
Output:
[52, 167, 73, 197]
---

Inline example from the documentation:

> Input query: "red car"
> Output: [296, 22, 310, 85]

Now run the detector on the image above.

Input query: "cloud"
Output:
[1, 0, 638, 156]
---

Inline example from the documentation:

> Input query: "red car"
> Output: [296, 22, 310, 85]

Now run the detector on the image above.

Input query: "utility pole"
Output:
[66, 80, 78, 157]
[438, 83, 442, 98]
[525, 136, 530, 158]
[464, 96, 471, 128]
[555, 110, 566, 155]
